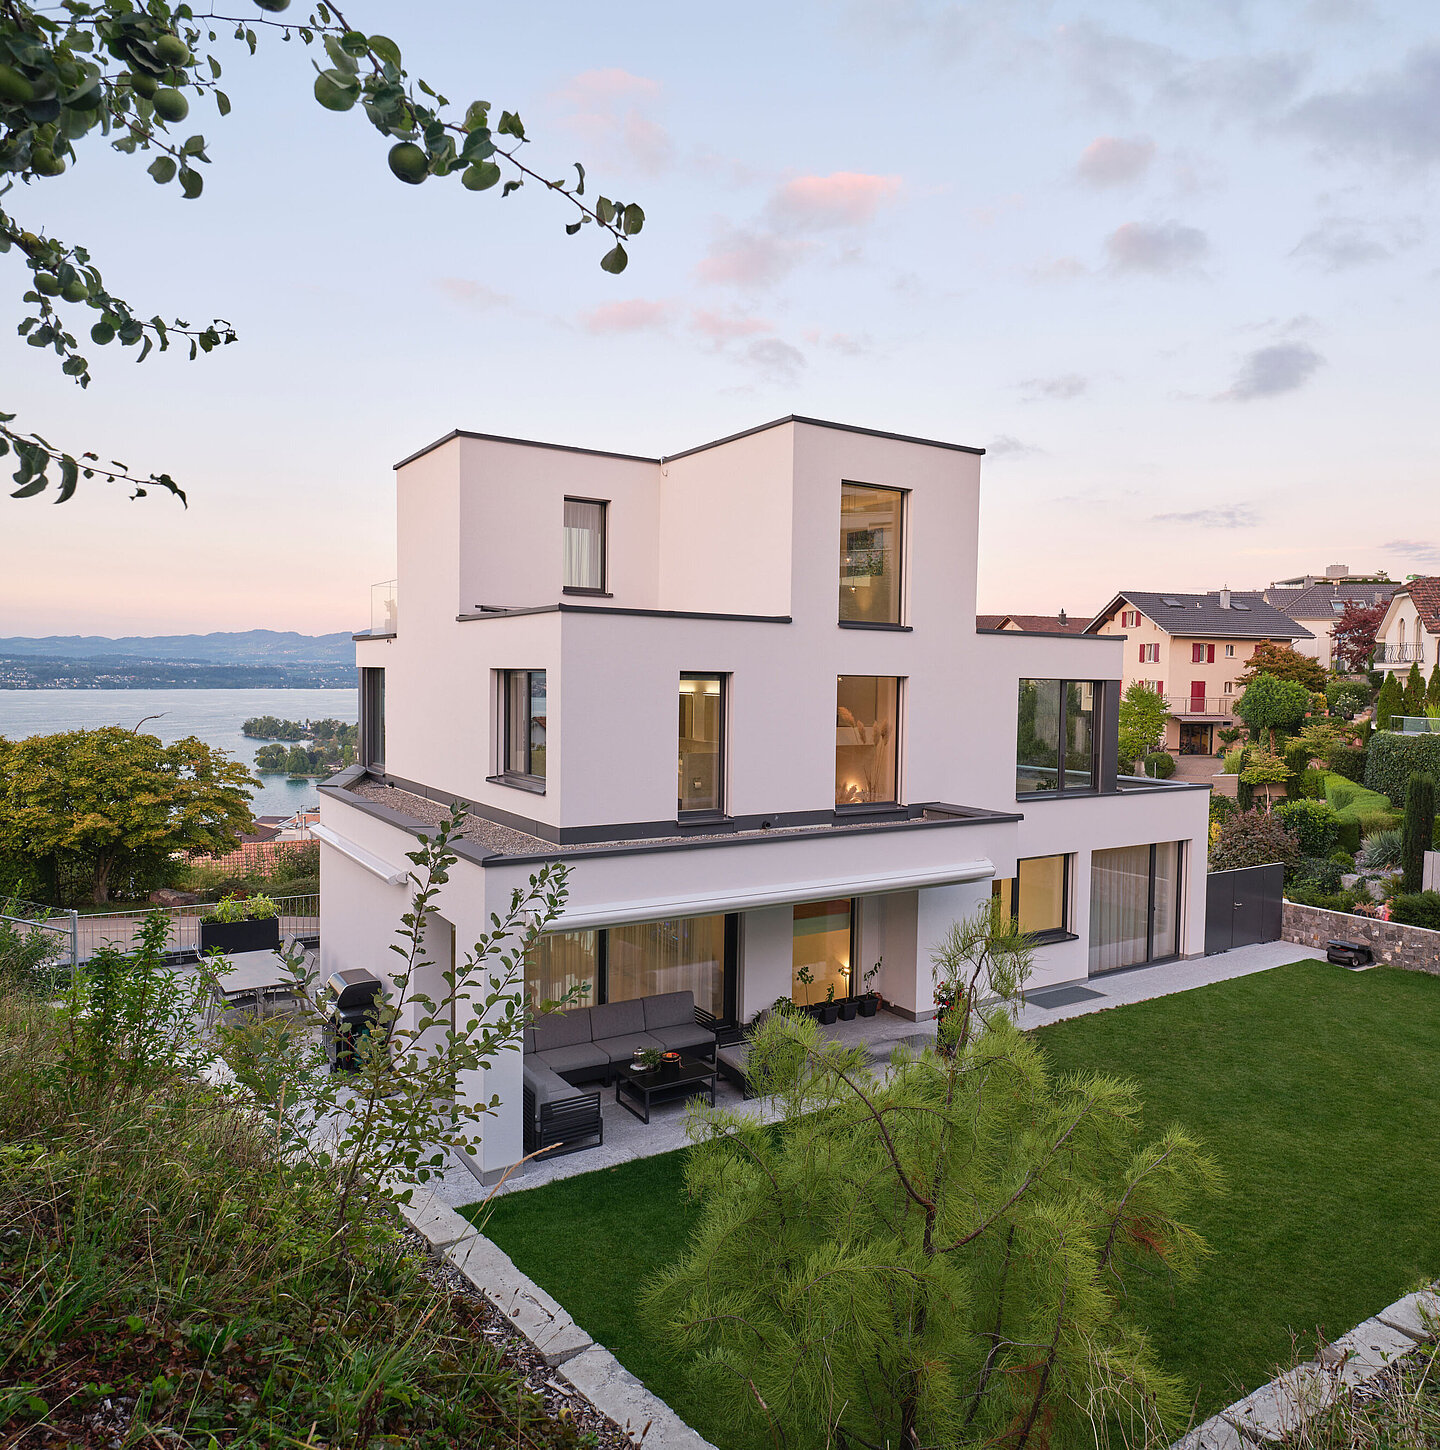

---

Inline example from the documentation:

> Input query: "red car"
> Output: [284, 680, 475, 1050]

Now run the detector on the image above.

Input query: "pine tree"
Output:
[1427, 662, 1440, 714]
[648, 904, 1220, 1450]
[1375, 673, 1403, 731]
[1402, 663, 1426, 718]
[1401, 772, 1435, 893]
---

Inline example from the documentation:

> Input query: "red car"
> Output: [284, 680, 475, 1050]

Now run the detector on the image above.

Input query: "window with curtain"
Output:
[503, 669, 546, 780]
[1089, 842, 1183, 973]
[836, 676, 900, 805]
[563, 498, 606, 592]
[792, 899, 853, 1003]
[608, 915, 726, 1017]
[525, 929, 597, 1009]
[678, 674, 724, 814]
[992, 854, 1069, 937]
[1017, 678, 1100, 796]
[838, 483, 903, 624]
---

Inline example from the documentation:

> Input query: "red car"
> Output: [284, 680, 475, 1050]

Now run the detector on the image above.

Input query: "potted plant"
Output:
[837, 963, 857, 1020]
[794, 964, 819, 1018]
[817, 985, 840, 1026]
[198, 892, 281, 955]
[857, 957, 883, 1017]
[630, 1046, 663, 1074]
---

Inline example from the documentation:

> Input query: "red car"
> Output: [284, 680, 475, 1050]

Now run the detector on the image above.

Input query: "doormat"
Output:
[1027, 984, 1106, 1009]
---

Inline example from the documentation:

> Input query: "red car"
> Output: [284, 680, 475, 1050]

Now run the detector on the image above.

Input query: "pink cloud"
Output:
[690, 309, 773, 343]
[556, 68, 661, 107]
[695, 228, 816, 287]
[553, 68, 673, 176]
[579, 299, 673, 334]
[435, 277, 511, 309]
[1077, 135, 1155, 186]
[766, 171, 902, 231]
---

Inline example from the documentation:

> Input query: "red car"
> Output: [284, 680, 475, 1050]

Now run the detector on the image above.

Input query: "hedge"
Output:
[1390, 891, 1440, 931]
[1273, 799, 1342, 857]
[1364, 732, 1440, 807]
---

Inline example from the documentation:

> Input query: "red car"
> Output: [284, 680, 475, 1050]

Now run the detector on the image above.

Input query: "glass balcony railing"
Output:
[370, 580, 397, 635]
[1390, 716, 1440, 734]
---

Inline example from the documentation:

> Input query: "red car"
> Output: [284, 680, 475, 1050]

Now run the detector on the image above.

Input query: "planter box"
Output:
[199, 917, 281, 956]
[856, 994, 879, 1018]
[837, 998, 857, 1022]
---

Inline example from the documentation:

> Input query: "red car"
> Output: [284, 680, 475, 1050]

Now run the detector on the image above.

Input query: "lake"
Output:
[0, 688, 358, 819]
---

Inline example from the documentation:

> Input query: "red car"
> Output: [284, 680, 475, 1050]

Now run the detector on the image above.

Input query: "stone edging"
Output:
[1283, 900, 1440, 976]
[1176, 1285, 1439, 1449]
[398, 1190, 716, 1450]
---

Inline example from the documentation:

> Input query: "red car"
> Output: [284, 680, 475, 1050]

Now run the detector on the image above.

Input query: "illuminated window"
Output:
[836, 676, 900, 805]
[678, 674, 724, 814]
[839, 484, 903, 624]
[991, 855, 1070, 939]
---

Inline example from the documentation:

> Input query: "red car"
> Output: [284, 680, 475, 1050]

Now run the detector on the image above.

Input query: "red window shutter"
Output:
[1192, 643, 1202, 663]
[1157, 680, 1163, 697]
[1207, 644, 1215, 664]
[1139, 644, 1144, 663]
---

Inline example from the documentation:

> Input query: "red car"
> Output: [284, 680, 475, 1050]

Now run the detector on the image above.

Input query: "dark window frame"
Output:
[993, 854, 1074, 944]
[562, 495, 609, 596]
[501, 668, 547, 788]
[360, 667, 385, 774]
[838, 481, 908, 627]
[1015, 678, 1101, 799]
[678, 671, 728, 819]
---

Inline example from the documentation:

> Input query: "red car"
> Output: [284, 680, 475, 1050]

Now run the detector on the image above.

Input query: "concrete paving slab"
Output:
[1327, 1317, 1419, 1385]
[1222, 1366, 1339, 1442]
[398, 1189, 475, 1248]
[1376, 1289, 1440, 1343]
[447, 1234, 593, 1366]
[560, 1345, 716, 1450]
[1174, 1413, 1256, 1450]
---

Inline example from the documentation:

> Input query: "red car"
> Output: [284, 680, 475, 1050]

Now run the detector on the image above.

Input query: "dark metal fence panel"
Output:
[1204, 865, 1284, 955]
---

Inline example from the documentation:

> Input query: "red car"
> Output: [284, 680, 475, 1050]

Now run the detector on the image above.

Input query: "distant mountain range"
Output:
[0, 630, 355, 664]
[0, 631, 358, 689]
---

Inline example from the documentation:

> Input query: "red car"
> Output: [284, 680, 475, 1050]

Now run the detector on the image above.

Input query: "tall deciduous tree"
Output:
[648, 903, 1220, 1450]
[1117, 679, 1169, 766]
[1234, 673, 1311, 753]
[1330, 600, 1388, 675]
[1237, 641, 1327, 692]
[0, 726, 253, 902]
[1, 1, 643, 502]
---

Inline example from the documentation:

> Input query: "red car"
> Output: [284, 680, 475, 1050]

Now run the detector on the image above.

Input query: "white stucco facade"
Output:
[318, 416, 1210, 1181]
[1374, 586, 1435, 679]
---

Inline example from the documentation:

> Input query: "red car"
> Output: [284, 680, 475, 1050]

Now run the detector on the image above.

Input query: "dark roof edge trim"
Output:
[458, 603, 793, 626]
[661, 415, 985, 463]
[394, 428, 659, 472]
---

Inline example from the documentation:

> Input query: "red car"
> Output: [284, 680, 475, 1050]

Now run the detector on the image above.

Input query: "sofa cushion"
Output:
[594, 1031, 665, 1065]
[643, 990, 696, 1031]
[649, 1021, 715, 1055]
[537, 1042, 609, 1077]
[716, 1042, 751, 1075]
[523, 1026, 536, 1055]
[530, 1006, 594, 1054]
[523, 1059, 583, 1106]
[589, 998, 645, 1040]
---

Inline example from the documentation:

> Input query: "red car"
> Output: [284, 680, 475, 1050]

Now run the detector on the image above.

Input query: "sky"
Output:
[3, 0, 1439, 635]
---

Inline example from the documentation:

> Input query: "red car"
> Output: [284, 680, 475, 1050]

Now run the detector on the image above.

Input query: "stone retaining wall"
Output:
[1283, 901, 1440, 975]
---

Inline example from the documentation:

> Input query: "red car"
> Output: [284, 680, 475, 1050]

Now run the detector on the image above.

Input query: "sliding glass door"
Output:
[1088, 842, 1183, 974]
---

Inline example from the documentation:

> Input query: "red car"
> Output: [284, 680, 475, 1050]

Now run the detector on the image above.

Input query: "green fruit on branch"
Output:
[313, 72, 356, 112]
[152, 88, 189, 122]
[30, 150, 66, 177]
[91, 319, 116, 345]
[129, 72, 158, 99]
[154, 34, 192, 67]
[0, 63, 37, 105]
[254, 0, 292, 9]
[35, 272, 61, 295]
[387, 141, 428, 184]
[62, 279, 89, 303]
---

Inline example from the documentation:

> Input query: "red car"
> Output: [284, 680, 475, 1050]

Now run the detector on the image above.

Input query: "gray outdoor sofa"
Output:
[521, 991, 720, 1156]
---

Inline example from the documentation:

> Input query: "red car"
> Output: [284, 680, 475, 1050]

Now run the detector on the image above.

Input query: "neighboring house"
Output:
[1373, 577, 1440, 678]
[317, 415, 1208, 1185]
[1084, 590, 1313, 756]
[1260, 566, 1396, 671]
[975, 611, 1087, 633]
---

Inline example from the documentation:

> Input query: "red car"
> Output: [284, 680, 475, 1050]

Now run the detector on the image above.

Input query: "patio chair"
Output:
[714, 1021, 755, 1099]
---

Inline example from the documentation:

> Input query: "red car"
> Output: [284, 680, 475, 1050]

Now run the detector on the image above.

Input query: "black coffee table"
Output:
[614, 1055, 717, 1123]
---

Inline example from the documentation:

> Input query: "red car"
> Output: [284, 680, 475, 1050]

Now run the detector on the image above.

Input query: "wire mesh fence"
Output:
[68, 894, 320, 963]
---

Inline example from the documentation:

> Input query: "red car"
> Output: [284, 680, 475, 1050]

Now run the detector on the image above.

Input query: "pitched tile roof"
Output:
[1263, 581, 1396, 619]
[1394, 576, 1440, 634]
[1085, 590, 1313, 640]
[976, 612, 1088, 633]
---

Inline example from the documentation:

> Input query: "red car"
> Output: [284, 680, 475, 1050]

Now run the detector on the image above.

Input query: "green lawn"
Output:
[473, 961, 1440, 1448]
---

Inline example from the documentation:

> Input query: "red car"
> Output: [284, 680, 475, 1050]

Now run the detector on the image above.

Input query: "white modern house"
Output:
[316, 415, 1209, 1182]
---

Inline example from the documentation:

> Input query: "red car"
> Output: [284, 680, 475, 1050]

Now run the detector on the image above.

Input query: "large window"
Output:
[839, 483, 904, 625]
[526, 914, 731, 1019]
[503, 669, 547, 781]
[792, 899, 852, 1004]
[1089, 841, 1182, 973]
[678, 674, 724, 815]
[836, 675, 900, 805]
[992, 854, 1070, 940]
[360, 667, 385, 772]
[1016, 679, 1098, 795]
[563, 497, 606, 592]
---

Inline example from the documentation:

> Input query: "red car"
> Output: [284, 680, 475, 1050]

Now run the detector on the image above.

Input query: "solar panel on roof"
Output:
[1162, 596, 1184, 607]
[1231, 603, 1251, 610]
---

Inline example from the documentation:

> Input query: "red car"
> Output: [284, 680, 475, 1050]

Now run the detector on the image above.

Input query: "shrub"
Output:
[1236, 776, 1255, 812]
[1401, 772, 1436, 893]
[1298, 767, 1327, 799]
[1210, 812, 1300, 872]
[1358, 809, 1401, 836]
[1391, 891, 1440, 930]
[1286, 855, 1344, 892]
[1209, 793, 1239, 829]
[202, 892, 279, 924]
[1336, 818, 1362, 854]
[0, 916, 64, 992]
[1143, 751, 1176, 779]
[1328, 744, 1368, 783]
[1365, 731, 1440, 806]
[1274, 798, 1342, 856]
[1360, 828, 1403, 869]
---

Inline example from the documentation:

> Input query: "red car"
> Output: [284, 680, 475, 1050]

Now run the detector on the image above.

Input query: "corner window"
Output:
[1016, 679, 1099, 796]
[838, 483, 903, 625]
[503, 669, 546, 781]
[678, 674, 725, 815]
[992, 855, 1070, 939]
[836, 676, 900, 806]
[563, 497, 607, 593]
[360, 667, 385, 772]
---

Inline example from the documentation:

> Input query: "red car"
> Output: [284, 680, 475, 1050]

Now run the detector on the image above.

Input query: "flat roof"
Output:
[393, 415, 986, 471]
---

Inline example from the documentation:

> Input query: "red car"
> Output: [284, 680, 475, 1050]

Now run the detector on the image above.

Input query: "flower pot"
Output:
[199, 917, 281, 956]
[818, 1002, 840, 1026]
[837, 998, 857, 1021]
[857, 994, 879, 1018]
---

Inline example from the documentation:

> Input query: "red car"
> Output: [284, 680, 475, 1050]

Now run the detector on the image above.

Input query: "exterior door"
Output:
[1204, 865, 1284, 954]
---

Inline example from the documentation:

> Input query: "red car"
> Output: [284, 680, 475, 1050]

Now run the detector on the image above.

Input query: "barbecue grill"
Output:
[322, 966, 383, 1071]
